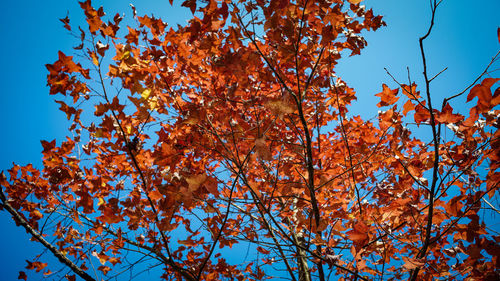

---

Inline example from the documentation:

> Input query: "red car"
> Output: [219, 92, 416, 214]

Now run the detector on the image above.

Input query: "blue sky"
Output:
[0, 0, 498, 280]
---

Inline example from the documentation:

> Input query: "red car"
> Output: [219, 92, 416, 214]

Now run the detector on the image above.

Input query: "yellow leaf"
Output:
[91, 52, 99, 66]
[142, 88, 151, 99]
[121, 50, 130, 60]
[31, 210, 43, 220]
[148, 96, 158, 110]
[348, 0, 363, 3]
[98, 197, 105, 206]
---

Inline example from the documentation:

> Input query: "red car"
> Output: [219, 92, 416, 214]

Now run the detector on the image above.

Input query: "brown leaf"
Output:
[59, 14, 71, 31]
[402, 256, 425, 270]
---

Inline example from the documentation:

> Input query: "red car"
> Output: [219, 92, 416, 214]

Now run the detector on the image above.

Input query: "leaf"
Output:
[96, 41, 109, 56]
[255, 137, 272, 161]
[185, 174, 207, 191]
[178, 238, 198, 247]
[141, 88, 152, 99]
[25, 261, 47, 273]
[467, 78, 499, 111]
[348, 0, 363, 4]
[92, 251, 108, 265]
[41, 139, 56, 152]
[402, 256, 425, 270]
[98, 265, 112, 275]
[149, 189, 163, 201]
[130, 4, 137, 18]
[375, 84, 399, 107]
[181, 0, 196, 14]
[94, 103, 108, 116]
[435, 103, 463, 124]
[18, 271, 27, 281]
[414, 104, 430, 125]
[58, 51, 81, 73]
[402, 100, 415, 116]
[59, 14, 71, 31]
[91, 51, 99, 66]
[125, 26, 139, 44]
[256, 246, 271, 255]
[346, 221, 370, 249]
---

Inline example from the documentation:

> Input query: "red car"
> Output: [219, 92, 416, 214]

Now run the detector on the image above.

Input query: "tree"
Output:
[1, 0, 499, 280]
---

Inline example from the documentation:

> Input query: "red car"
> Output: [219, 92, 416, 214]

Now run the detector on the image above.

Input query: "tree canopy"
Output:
[1, 0, 499, 280]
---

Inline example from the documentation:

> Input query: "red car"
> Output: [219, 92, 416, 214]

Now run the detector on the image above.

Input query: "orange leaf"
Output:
[347, 221, 370, 248]
[186, 174, 207, 191]
[401, 83, 421, 99]
[25, 261, 47, 273]
[98, 265, 112, 275]
[149, 189, 163, 201]
[414, 104, 430, 125]
[402, 100, 415, 116]
[375, 84, 399, 107]
[255, 137, 272, 161]
[467, 78, 499, 111]
[435, 103, 463, 124]
[58, 51, 81, 73]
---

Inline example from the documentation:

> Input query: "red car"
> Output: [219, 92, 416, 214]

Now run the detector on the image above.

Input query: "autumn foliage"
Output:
[1, 0, 499, 280]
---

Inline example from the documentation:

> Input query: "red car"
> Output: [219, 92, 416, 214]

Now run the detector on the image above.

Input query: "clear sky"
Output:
[0, 0, 498, 280]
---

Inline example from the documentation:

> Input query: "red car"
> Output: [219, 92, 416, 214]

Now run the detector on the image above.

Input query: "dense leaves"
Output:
[1, 0, 499, 280]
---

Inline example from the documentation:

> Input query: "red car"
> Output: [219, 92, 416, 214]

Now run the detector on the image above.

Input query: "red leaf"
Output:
[18, 271, 27, 281]
[257, 246, 271, 255]
[41, 139, 56, 152]
[25, 260, 47, 272]
[182, 0, 197, 14]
